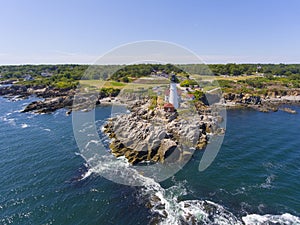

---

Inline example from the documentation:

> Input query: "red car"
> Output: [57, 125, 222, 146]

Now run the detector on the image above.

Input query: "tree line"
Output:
[2, 63, 300, 83]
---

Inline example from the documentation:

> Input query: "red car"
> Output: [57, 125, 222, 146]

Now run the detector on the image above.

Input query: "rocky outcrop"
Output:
[0, 79, 16, 85]
[222, 92, 300, 113]
[0, 84, 101, 113]
[103, 100, 220, 165]
[1, 84, 123, 113]
[0, 84, 31, 98]
[279, 107, 297, 114]
[22, 96, 74, 113]
[223, 93, 261, 105]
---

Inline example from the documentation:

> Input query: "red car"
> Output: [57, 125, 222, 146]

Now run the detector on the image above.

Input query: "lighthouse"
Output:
[169, 74, 179, 109]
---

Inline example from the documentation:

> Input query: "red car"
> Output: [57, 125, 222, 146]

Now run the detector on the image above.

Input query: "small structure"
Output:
[41, 72, 53, 77]
[164, 75, 182, 105]
[163, 103, 175, 112]
[186, 94, 195, 100]
[256, 65, 262, 74]
[24, 74, 34, 81]
[169, 74, 179, 109]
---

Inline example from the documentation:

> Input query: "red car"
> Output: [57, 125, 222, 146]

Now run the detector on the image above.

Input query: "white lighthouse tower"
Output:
[169, 74, 179, 109]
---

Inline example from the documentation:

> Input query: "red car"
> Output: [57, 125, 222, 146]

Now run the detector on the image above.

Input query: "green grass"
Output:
[109, 81, 126, 87]
[79, 79, 168, 90]
[202, 85, 219, 92]
[191, 74, 261, 82]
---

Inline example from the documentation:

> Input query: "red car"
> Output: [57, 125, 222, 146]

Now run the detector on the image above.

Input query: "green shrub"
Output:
[99, 87, 120, 98]
[149, 95, 158, 110]
[180, 79, 198, 87]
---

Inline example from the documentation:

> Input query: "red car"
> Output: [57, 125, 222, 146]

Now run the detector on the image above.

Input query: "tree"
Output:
[121, 76, 129, 83]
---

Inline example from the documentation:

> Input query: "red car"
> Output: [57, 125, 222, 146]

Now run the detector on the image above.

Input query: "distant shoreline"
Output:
[1, 83, 299, 114]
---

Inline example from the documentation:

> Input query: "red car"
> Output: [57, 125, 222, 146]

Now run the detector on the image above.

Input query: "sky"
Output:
[0, 0, 300, 64]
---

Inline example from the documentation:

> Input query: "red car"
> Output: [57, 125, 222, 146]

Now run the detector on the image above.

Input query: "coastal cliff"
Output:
[0, 84, 121, 114]
[103, 99, 222, 165]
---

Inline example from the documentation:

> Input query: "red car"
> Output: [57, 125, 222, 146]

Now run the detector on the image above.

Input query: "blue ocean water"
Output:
[0, 96, 299, 224]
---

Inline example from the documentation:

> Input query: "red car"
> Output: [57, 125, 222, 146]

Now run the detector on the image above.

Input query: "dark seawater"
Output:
[0, 96, 299, 224]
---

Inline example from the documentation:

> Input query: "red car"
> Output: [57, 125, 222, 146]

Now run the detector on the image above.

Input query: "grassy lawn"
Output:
[79, 79, 168, 90]
[202, 85, 219, 92]
[79, 74, 265, 94]
[191, 74, 261, 82]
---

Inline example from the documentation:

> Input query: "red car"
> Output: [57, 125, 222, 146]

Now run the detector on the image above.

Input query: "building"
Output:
[41, 72, 53, 77]
[24, 74, 34, 81]
[169, 74, 179, 109]
[186, 94, 195, 101]
[164, 89, 182, 102]
[163, 103, 175, 112]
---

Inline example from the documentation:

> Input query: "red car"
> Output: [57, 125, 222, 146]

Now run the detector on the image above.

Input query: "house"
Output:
[41, 72, 53, 77]
[163, 103, 175, 112]
[24, 74, 34, 81]
[186, 94, 195, 100]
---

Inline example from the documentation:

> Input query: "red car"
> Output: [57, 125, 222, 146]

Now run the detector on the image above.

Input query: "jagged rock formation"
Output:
[222, 92, 299, 113]
[104, 100, 221, 165]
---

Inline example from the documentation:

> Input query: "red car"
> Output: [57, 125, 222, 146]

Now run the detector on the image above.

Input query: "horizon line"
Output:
[1, 62, 300, 66]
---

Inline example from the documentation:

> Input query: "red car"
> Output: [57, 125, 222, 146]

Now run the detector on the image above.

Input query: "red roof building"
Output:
[186, 94, 195, 100]
[163, 103, 175, 112]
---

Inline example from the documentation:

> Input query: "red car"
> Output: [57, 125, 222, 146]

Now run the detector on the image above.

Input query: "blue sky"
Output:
[0, 0, 300, 64]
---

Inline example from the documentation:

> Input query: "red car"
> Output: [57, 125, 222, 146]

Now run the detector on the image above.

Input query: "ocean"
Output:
[0, 96, 300, 224]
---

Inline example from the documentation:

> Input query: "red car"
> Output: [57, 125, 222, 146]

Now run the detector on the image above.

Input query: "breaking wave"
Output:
[76, 118, 300, 225]
[242, 213, 300, 225]
[80, 154, 300, 224]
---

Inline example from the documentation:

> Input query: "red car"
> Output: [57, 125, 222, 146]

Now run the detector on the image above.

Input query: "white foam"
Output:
[260, 174, 276, 189]
[84, 140, 101, 149]
[0, 112, 15, 122]
[100, 125, 105, 132]
[77, 146, 243, 224]
[151, 197, 244, 225]
[77, 137, 297, 225]
[136, 169, 242, 224]
[78, 123, 94, 133]
[7, 118, 16, 126]
[243, 213, 300, 225]
[80, 169, 93, 180]
[21, 123, 29, 128]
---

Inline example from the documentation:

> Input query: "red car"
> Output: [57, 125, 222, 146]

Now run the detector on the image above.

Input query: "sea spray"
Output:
[74, 107, 300, 225]
[76, 119, 242, 224]
[242, 213, 300, 225]
[85, 155, 300, 225]
[80, 148, 244, 224]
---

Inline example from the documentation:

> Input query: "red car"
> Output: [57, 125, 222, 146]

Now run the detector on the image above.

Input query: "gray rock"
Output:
[103, 99, 220, 164]
[157, 139, 177, 163]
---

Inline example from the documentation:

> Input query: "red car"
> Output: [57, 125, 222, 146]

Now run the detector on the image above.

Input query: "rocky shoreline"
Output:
[0, 84, 121, 114]
[103, 98, 223, 165]
[221, 92, 300, 113]
[1, 82, 299, 114]
[1, 82, 299, 165]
